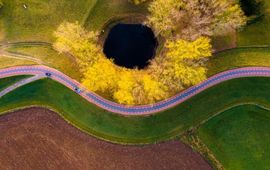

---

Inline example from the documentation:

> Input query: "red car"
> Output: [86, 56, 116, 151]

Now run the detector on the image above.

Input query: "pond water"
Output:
[103, 23, 158, 69]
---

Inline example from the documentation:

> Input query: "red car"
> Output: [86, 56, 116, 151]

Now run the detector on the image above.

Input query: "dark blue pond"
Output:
[103, 24, 158, 69]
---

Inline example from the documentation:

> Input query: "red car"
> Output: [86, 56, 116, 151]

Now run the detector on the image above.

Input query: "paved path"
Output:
[0, 65, 269, 115]
[0, 75, 46, 98]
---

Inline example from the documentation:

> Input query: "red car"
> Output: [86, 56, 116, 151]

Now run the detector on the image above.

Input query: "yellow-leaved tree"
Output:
[147, 0, 185, 37]
[142, 75, 168, 104]
[54, 22, 213, 105]
[149, 36, 212, 91]
[147, 0, 247, 39]
[113, 70, 136, 105]
[53, 22, 102, 71]
[82, 58, 119, 93]
[165, 37, 212, 86]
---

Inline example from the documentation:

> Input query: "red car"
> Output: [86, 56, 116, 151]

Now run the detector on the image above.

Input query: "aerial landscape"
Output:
[0, 0, 269, 169]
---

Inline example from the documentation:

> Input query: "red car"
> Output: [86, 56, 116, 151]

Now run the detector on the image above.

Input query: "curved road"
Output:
[0, 65, 270, 115]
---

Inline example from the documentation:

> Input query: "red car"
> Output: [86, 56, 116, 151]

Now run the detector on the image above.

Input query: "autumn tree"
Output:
[113, 70, 136, 105]
[149, 37, 212, 92]
[53, 22, 102, 71]
[166, 37, 212, 86]
[147, 0, 185, 37]
[147, 0, 247, 40]
[82, 58, 119, 94]
[54, 22, 213, 105]
[142, 75, 169, 103]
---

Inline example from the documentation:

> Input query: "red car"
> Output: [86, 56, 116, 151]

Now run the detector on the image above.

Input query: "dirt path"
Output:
[0, 107, 212, 170]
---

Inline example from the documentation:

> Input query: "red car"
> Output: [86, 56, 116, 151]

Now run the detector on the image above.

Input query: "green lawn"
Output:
[0, 56, 37, 69]
[0, 77, 269, 144]
[7, 45, 81, 79]
[208, 47, 270, 76]
[0, 0, 95, 42]
[0, 0, 147, 42]
[0, 75, 31, 92]
[84, 0, 148, 31]
[197, 105, 270, 170]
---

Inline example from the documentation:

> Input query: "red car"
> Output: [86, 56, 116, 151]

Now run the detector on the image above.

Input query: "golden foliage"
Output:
[54, 22, 213, 105]
[142, 75, 169, 103]
[147, 0, 247, 39]
[82, 58, 118, 93]
[147, 0, 185, 37]
[114, 70, 136, 105]
[165, 37, 212, 86]
[53, 22, 101, 71]
[166, 37, 212, 61]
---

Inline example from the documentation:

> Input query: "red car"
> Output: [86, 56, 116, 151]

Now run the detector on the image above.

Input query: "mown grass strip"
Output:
[0, 77, 269, 144]
[208, 47, 270, 76]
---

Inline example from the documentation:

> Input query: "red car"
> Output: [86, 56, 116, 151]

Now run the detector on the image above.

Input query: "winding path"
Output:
[0, 65, 270, 115]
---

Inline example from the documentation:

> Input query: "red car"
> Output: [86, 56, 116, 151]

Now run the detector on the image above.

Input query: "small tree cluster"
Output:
[149, 37, 212, 94]
[147, 0, 247, 40]
[54, 22, 169, 105]
[53, 22, 101, 72]
[54, 22, 212, 105]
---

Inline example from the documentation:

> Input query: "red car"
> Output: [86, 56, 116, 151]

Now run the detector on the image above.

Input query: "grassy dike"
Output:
[0, 77, 269, 144]
[197, 105, 270, 170]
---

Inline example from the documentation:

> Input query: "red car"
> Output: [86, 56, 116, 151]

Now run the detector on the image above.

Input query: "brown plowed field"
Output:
[0, 107, 212, 170]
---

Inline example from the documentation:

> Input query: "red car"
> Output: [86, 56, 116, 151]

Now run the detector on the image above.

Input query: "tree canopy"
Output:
[53, 0, 246, 105]
[147, 0, 247, 40]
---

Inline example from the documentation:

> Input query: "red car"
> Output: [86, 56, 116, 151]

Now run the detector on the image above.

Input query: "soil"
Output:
[0, 107, 212, 170]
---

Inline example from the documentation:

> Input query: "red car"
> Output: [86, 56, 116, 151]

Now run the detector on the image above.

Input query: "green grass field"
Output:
[0, 0, 95, 42]
[208, 47, 270, 76]
[6, 45, 81, 79]
[197, 105, 270, 170]
[84, 0, 148, 31]
[0, 77, 269, 144]
[0, 75, 31, 91]
[0, 0, 270, 168]
[0, 56, 37, 69]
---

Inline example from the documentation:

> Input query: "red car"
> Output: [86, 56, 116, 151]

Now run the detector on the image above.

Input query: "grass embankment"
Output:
[6, 45, 81, 79]
[208, 47, 270, 76]
[84, 0, 148, 31]
[0, 77, 269, 144]
[197, 105, 270, 170]
[0, 56, 37, 69]
[0, 75, 31, 92]
[0, 0, 95, 42]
